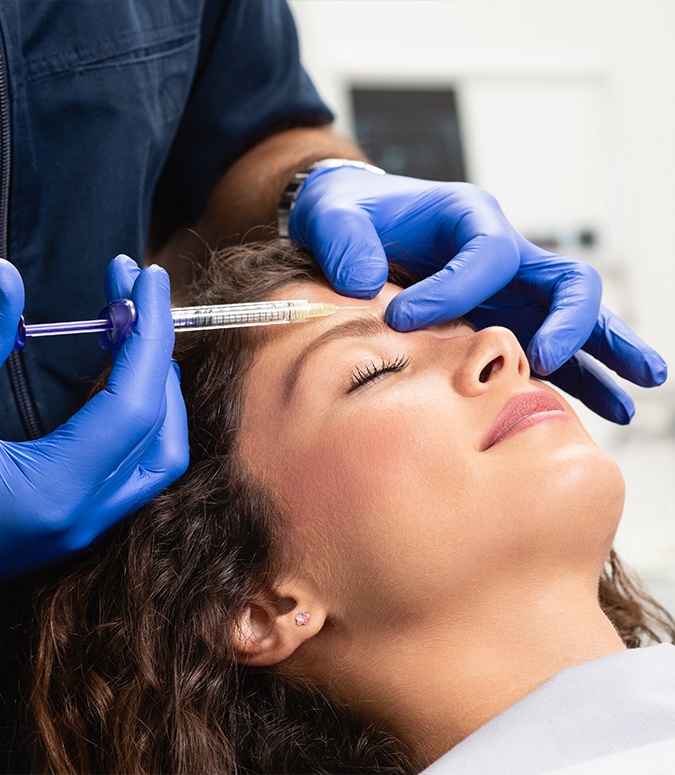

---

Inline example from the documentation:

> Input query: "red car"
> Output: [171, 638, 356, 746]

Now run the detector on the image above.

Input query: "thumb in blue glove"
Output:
[0, 256, 189, 578]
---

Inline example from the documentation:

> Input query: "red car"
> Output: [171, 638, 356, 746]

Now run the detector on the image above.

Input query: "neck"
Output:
[321, 576, 626, 770]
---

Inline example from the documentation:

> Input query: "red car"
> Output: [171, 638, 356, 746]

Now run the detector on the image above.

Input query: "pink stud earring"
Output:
[294, 611, 310, 626]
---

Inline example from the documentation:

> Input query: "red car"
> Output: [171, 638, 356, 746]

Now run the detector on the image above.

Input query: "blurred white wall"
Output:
[290, 0, 675, 609]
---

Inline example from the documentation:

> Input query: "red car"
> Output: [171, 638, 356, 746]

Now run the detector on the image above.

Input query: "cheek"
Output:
[274, 393, 475, 531]
[267, 393, 491, 618]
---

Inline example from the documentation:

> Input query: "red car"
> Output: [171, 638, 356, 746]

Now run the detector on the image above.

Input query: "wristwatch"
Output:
[277, 158, 385, 238]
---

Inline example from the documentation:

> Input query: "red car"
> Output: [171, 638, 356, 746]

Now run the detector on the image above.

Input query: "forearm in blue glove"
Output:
[289, 168, 667, 424]
[0, 256, 189, 579]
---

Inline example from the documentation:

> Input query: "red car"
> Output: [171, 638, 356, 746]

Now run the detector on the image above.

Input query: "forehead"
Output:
[238, 280, 402, 439]
[253, 279, 403, 363]
[282, 278, 401, 312]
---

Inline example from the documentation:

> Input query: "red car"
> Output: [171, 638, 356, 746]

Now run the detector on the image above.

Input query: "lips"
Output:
[481, 390, 568, 451]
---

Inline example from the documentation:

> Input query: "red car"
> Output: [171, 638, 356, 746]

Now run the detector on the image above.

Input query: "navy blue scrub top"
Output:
[0, 0, 332, 440]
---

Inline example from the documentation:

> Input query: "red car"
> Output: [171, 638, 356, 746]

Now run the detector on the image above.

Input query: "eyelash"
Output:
[348, 355, 411, 392]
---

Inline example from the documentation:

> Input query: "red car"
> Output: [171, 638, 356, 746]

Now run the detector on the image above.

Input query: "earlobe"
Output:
[231, 581, 327, 667]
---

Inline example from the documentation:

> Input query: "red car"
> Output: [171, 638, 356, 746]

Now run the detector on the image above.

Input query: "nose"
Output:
[452, 326, 530, 397]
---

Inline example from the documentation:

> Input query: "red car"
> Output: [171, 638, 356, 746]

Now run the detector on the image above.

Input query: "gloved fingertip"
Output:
[612, 398, 634, 426]
[106, 255, 142, 301]
[347, 287, 381, 300]
[136, 262, 171, 298]
[108, 253, 141, 274]
[595, 391, 634, 425]
[527, 354, 550, 378]
[527, 340, 563, 378]
[145, 261, 168, 276]
[332, 275, 384, 300]
[385, 296, 419, 332]
[111, 254, 137, 269]
[628, 355, 669, 388]
[331, 259, 388, 300]
[648, 355, 668, 386]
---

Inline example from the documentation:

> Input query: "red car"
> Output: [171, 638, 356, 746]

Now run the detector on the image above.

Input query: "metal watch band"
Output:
[277, 158, 385, 238]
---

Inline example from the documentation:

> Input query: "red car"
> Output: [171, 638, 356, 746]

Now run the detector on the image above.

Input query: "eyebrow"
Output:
[282, 312, 392, 405]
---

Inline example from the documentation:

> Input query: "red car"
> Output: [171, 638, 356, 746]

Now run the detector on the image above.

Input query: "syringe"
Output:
[13, 299, 367, 351]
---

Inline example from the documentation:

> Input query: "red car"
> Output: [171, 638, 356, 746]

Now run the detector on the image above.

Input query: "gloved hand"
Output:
[0, 256, 189, 579]
[289, 168, 667, 424]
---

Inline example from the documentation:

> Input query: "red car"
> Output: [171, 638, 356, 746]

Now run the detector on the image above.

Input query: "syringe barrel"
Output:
[170, 300, 313, 331]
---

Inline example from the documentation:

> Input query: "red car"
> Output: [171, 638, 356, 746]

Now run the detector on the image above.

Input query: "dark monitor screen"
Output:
[350, 87, 467, 182]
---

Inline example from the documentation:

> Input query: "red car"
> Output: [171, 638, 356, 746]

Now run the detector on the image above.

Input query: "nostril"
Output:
[479, 356, 503, 383]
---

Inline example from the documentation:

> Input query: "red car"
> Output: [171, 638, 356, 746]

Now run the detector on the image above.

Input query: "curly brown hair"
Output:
[10, 241, 675, 774]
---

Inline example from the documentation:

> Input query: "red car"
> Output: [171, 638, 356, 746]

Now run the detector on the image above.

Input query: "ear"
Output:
[231, 578, 327, 667]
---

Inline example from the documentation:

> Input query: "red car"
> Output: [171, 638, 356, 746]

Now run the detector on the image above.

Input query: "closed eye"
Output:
[348, 355, 410, 392]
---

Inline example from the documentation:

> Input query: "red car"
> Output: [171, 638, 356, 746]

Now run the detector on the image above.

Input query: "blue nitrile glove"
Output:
[289, 168, 667, 424]
[0, 256, 189, 579]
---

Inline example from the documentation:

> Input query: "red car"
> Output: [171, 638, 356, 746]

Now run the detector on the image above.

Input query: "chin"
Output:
[539, 443, 625, 568]
[553, 442, 624, 505]
[491, 439, 625, 576]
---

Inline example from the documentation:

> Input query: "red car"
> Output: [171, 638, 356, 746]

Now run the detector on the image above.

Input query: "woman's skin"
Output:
[234, 279, 628, 769]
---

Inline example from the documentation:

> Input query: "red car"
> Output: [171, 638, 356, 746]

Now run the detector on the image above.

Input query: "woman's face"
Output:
[239, 279, 625, 635]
